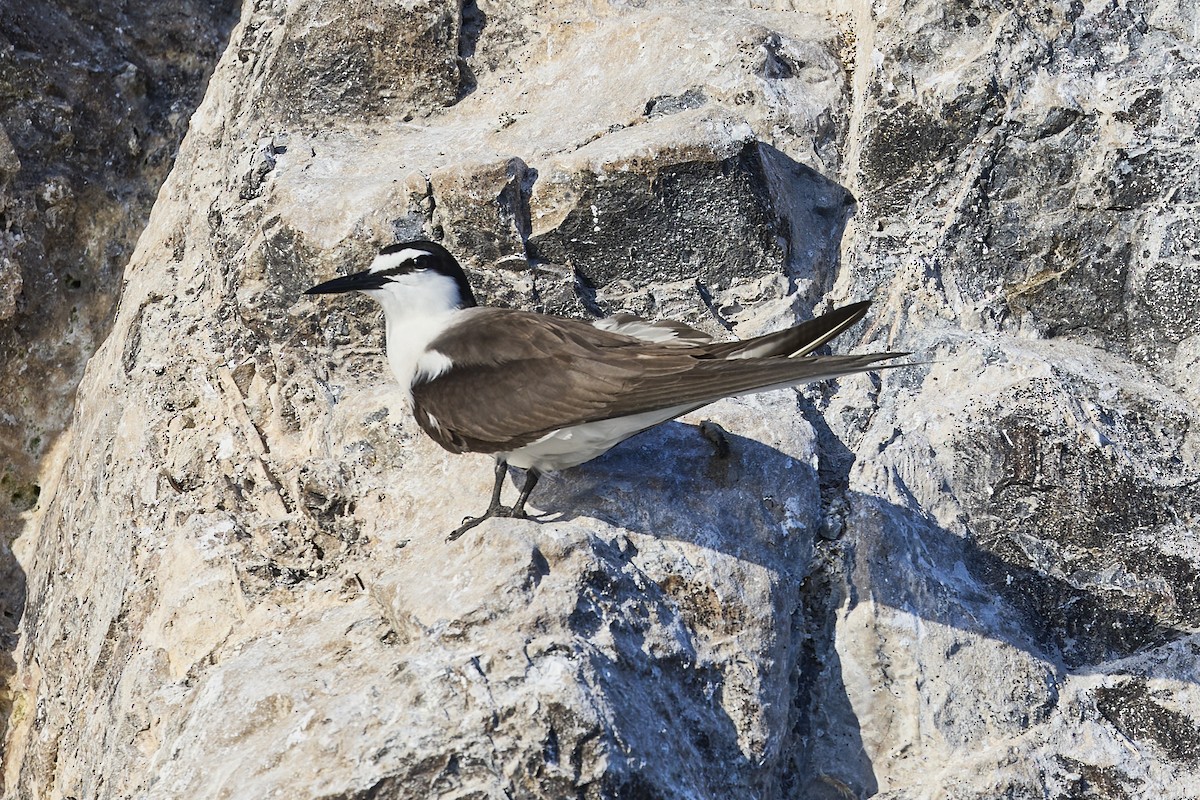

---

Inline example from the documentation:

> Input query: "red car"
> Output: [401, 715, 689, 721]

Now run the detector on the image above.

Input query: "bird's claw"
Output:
[448, 515, 487, 541]
[447, 505, 533, 541]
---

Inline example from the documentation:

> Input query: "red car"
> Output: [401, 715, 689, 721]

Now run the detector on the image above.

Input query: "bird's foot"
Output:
[447, 505, 533, 541]
[699, 420, 731, 459]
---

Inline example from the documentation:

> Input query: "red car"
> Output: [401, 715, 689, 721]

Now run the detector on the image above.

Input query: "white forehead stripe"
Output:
[369, 247, 432, 273]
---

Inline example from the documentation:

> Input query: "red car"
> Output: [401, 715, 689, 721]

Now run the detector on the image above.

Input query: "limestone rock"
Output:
[815, 0, 1200, 794]
[0, 0, 239, 770]
[3, 0, 1199, 798]
[260, 0, 465, 122]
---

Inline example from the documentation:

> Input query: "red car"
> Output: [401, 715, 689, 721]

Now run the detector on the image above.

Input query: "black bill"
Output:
[305, 269, 389, 295]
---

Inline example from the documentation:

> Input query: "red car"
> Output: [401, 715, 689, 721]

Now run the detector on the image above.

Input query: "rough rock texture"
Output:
[0, 0, 239, 766]
[3, 0, 1199, 798]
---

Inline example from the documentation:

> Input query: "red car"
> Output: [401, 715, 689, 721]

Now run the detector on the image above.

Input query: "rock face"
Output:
[0, 0, 239, 770]
[3, 0, 1199, 798]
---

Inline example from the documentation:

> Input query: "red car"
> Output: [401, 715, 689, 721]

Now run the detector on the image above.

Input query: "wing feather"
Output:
[698, 300, 871, 359]
[412, 306, 904, 454]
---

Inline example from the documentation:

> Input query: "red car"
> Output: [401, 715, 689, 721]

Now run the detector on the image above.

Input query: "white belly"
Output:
[503, 403, 697, 471]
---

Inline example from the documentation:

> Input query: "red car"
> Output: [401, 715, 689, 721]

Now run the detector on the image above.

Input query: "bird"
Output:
[305, 240, 907, 539]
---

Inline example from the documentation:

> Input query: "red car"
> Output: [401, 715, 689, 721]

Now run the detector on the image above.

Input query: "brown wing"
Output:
[412, 308, 903, 455]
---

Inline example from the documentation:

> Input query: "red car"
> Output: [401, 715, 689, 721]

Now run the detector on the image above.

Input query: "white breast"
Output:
[384, 314, 456, 403]
[367, 270, 465, 403]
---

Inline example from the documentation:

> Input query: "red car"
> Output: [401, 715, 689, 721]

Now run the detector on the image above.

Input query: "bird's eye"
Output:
[371, 247, 434, 276]
[376, 260, 426, 279]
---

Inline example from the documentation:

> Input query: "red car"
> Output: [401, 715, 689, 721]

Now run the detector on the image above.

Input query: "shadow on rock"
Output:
[520, 418, 1199, 793]
[563, 534, 755, 796]
[534, 420, 818, 576]
[534, 422, 1196, 681]
[843, 491, 1200, 678]
[530, 420, 880, 796]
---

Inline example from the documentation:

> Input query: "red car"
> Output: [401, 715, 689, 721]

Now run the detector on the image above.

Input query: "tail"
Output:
[701, 301, 872, 360]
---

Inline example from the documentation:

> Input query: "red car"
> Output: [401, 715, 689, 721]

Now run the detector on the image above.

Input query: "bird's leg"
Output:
[448, 464, 544, 540]
[485, 458, 507, 511]
[509, 469, 541, 518]
[448, 459, 511, 541]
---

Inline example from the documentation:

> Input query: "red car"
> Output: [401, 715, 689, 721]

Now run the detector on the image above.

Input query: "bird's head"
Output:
[305, 240, 478, 314]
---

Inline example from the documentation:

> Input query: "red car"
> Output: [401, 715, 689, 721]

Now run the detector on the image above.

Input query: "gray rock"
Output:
[260, 0, 465, 122]
[3, 0, 1199, 798]
[0, 0, 239, 770]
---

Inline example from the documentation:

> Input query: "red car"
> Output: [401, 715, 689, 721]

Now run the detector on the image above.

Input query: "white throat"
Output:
[365, 271, 463, 401]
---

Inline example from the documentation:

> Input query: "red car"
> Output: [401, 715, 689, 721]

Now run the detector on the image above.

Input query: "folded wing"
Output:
[412, 304, 904, 455]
